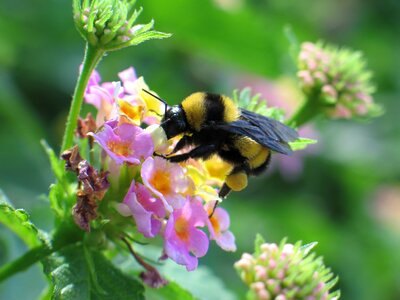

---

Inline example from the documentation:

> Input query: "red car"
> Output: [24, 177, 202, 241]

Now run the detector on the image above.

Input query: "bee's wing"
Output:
[214, 110, 298, 155]
[240, 109, 298, 143]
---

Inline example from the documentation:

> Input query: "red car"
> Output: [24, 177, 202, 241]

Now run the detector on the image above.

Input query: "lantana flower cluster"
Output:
[297, 41, 381, 119]
[74, 66, 236, 272]
[235, 237, 340, 300]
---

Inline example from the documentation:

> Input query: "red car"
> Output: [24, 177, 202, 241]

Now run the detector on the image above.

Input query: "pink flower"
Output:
[90, 122, 154, 165]
[205, 201, 236, 252]
[85, 68, 101, 91]
[83, 69, 124, 126]
[118, 67, 138, 95]
[84, 69, 120, 110]
[118, 181, 165, 238]
[164, 197, 209, 271]
[141, 157, 191, 211]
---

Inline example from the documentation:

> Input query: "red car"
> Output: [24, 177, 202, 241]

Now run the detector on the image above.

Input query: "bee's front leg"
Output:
[168, 135, 194, 155]
[163, 144, 217, 163]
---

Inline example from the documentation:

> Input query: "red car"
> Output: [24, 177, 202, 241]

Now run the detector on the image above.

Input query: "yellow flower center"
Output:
[107, 140, 132, 157]
[149, 169, 171, 195]
[118, 99, 144, 124]
[174, 217, 189, 242]
[209, 215, 220, 234]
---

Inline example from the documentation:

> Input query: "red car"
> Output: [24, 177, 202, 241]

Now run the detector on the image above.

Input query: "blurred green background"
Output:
[1, 0, 399, 299]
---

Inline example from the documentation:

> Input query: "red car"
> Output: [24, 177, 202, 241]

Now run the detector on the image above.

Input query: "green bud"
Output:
[73, 0, 171, 51]
[235, 237, 340, 300]
[232, 87, 286, 122]
[297, 41, 382, 119]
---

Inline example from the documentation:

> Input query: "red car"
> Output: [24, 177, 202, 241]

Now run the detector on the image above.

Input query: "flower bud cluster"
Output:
[297, 42, 381, 119]
[235, 238, 340, 300]
[73, 0, 170, 51]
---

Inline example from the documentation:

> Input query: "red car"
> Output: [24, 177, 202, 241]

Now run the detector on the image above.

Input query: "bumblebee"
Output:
[144, 90, 298, 200]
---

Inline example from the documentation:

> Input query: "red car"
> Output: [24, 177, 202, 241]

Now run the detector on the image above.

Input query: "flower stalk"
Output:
[287, 92, 321, 127]
[61, 44, 104, 152]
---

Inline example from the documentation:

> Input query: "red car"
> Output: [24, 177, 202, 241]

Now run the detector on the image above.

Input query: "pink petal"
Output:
[165, 194, 186, 209]
[135, 183, 165, 218]
[213, 207, 230, 232]
[123, 182, 157, 238]
[115, 123, 141, 140]
[150, 218, 162, 237]
[164, 215, 198, 271]
[91, 124, 126, 165]
[133, 132, 154, 159]
[118, 67, 137, 84]
[169, 164, 190, 193]
[141, 157, 173, 212]
[165, 237, 198, 271]
[215, 230, 236, 252]
[185, 198, 208, 227]
[86, 86, 114, 106]
[102, 81, 123, 99]
[188, 228, 209, 257]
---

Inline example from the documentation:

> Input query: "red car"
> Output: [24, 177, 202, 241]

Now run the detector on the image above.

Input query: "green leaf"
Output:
[41, 140, 65, 184]
[289, 137, 318, 151]
[254, 233, 266, 256]
[42, 244, 145, 300]
[0, 190, 42, 247]
[284, 25, 300, 66]
[301, 242, 318, 255]
[145, 281, 195, 300]
[41, 140, 76, 216]
[116, 30, 172, 50]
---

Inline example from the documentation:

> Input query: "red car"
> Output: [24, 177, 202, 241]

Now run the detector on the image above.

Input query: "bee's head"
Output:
[161, 105, 187, 139]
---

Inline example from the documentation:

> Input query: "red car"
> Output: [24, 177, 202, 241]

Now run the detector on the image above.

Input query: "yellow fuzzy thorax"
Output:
[221, 95, 240, 123]
[181, 93, 240, 131]
[181, 92, 206, 131]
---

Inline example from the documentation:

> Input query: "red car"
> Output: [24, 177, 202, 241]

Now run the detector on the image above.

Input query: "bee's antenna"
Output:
[142, 89, 168, 115]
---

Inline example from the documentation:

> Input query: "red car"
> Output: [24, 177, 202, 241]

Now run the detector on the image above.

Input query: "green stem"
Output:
[0, 221, 83, 283]
[287, 93, 322, 128]
[60, 44, 104, 153]
[0, 244, 52, 282]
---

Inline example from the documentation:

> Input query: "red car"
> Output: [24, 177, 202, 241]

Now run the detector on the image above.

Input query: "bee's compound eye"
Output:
[161, 105, 187, 139]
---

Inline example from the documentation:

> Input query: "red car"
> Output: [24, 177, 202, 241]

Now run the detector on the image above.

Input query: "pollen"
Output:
[107, 140, 132, 157]
[226, 172, 248, 191]
[174, 217, 190, 241]
[150, 170, 172, 195]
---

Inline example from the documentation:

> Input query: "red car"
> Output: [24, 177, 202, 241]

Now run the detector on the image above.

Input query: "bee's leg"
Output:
[168, 135, 194, 155]
[164, 144, 217, 163]
[209, 183, 231, 218]
[154, 135, 194, 158]
[219, 183, 232, 198]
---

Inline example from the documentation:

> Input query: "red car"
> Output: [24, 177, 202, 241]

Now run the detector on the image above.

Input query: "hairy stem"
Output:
[121, 237, 157, 273]
[61, 44, 104, 153]
[0, 222, 83, 283]
[0, 244, 52, 282]
[121, 237, 168, 287]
